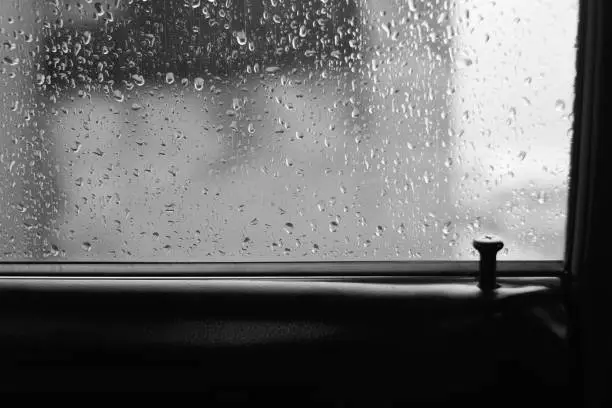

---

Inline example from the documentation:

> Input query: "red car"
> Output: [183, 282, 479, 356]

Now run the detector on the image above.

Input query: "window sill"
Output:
[0, 260, 564, 278]
[0, 263, 567, 395]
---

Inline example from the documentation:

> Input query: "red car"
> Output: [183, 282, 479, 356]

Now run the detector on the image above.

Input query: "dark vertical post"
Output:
[473, 235, 504, 292]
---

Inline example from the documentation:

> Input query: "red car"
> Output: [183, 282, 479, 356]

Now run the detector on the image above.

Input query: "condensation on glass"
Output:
[0, 0, 577, 261]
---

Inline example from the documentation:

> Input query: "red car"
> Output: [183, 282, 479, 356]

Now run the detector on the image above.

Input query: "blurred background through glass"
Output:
[0, 0, 577, 261]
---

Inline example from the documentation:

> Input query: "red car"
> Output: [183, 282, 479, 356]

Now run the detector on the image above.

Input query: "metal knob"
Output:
[473, 234, 504, 292]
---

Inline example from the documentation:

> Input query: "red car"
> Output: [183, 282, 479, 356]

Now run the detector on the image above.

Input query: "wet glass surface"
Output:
[0, 0, 577, 261]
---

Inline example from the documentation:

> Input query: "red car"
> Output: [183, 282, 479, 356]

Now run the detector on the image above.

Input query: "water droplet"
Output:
[81, 242, 92, 252]
[316, 200, 326, 212]
[3, 56, 19, 66]
[555, 99, 566, 111]
[456, 57, 473, 69]
[381, 22, 391, 37]
[165, 72, 175, 85]
[508, 107, 517, 121]
[94, 2, 105, 16]
[3, 41, 16, 51]
[396, 223, 406, 235]
[236, 31, 247, 46]
[437, 12, 448, 24]
[371, 59, 379, 71]
[376, 225, 385, 237]
[329, 221, 339, 232]
[132, 74, 145, 87]
[131, 103, 143, 111]
[442, 221, 452, 236]
[194, 77, 205, 91]
[113, 89, 124, 102]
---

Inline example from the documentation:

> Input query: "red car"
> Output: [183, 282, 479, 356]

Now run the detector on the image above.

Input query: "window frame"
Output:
[563, 0, 611, 406]
[0, 1, 586, 280]
[565, 0, 600, 279]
